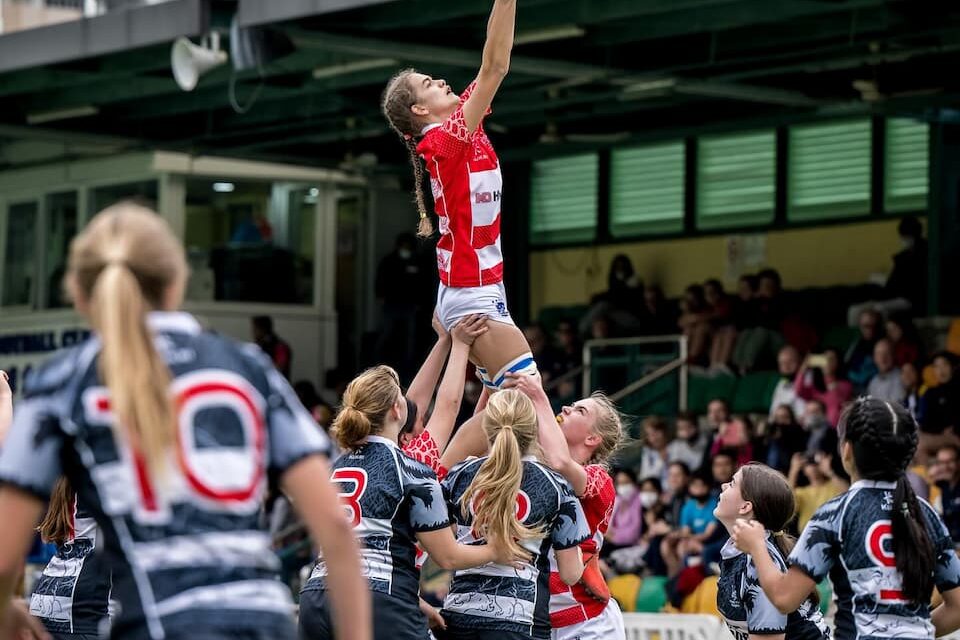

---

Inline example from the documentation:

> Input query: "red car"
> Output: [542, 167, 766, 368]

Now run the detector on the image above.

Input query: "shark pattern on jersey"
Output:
[717, 535, 829, 640]
[304, 435, 449, 607]
[0, 311, 329, 640]
[440, 456, 590, 639]
[789, 479, 960, 640]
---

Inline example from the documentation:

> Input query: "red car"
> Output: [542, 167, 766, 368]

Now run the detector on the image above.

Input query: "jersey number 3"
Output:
[332, 468, 368, 528]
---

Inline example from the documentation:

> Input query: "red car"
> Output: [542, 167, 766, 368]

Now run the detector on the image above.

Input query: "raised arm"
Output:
[0, 372, 11, 445]
[0, 488, 49, 640]
[406, 313, 452, 417]
[462, 0, 516, 133]
[502, 371, 587, 496]
[425, 315, 488, 451]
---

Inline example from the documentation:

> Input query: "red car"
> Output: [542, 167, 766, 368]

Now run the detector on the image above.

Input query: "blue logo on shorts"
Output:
[494, 300, 508, 317]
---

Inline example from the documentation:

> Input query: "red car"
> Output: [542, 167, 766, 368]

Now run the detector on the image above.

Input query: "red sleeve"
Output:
[402, 431, 447, 480]
[437, 80, 492, 147]
[580, 466, 616, 544]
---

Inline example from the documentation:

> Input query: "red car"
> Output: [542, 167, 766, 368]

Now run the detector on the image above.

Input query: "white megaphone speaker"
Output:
[171, 33, 227, 91]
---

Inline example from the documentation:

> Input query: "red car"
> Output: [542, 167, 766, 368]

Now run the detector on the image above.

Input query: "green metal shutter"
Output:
[696, 130, 775, 230]
[529, 153, 598, 245]
[610, 141, 685, 237]
[885, 118, 929, 213]
[788, 119, 871, 221]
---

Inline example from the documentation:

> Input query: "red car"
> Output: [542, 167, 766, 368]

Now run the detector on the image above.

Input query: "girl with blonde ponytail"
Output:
[0, 203, 370, 640]
[441, 389, 591, 640]
[301, 365, 516, 640]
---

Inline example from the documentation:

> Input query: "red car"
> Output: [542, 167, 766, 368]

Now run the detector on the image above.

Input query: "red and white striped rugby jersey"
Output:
[548, 464, 616, 627]
[417, 80, 503, 288]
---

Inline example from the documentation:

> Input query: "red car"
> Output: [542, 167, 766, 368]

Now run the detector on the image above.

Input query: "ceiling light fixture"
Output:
[515, 25, 585, 46]
[312, 58, 398, 80]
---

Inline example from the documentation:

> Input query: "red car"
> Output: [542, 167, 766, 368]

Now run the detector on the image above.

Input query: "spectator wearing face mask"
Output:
[604, 469, 643, 556]
[661, 473, 719, 577]
[764, 404, 808, 475]
[667, 412, 709, 473]
[607, 477, 664, 575]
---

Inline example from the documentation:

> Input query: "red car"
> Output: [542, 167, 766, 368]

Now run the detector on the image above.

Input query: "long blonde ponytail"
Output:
[460, 390, 542, 561]
[67, 203, 187, 481]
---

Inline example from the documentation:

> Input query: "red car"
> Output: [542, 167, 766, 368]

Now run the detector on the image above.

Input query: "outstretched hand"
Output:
[731, 518, 766, 556]
[501, 370, 546, 402]
[451, 314, 489, 346]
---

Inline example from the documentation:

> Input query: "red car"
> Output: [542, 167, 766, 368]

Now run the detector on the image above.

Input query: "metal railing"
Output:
[582, 334, 688, 412]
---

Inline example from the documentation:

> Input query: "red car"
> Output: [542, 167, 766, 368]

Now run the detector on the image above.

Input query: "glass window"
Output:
[3, 201, 38, 307]
[696, 130, 776, 230]
[184, 179, 317, 304]
[89, 180, 159, 215]
[44, 191, 79, 309]
[885, 118, 929, 213]
[788, 119, 871, 221]
[610, 141, 685, 237]
[529, 153, 598, 245]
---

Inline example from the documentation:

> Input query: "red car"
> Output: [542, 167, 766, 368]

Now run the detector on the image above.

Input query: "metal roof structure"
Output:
[2, 0, 960, 171]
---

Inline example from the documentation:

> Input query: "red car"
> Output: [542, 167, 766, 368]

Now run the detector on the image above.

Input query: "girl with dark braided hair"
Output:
[733, 397, 960, 640]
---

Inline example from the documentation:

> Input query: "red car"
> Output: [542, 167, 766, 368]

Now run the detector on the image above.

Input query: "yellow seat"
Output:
[609, 574, 642, 613]
[947, 319, 960, 356]
[680, 575, 720, 616]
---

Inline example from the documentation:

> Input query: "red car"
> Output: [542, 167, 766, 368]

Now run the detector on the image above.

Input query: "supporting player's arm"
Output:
[0, 487, 50, 640]
[406, 313, 452, 419]
[283, 455, 372, 640]
[502, 371, 587, 496]
[555, 546, 585, 586]
[417, 528, 504, 570]
[932, 587, 960, 637]
[733, 519, 816, 614]
[462, 0, 517, 132]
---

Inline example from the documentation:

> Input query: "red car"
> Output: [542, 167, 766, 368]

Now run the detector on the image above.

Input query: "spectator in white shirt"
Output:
[667, 411, 709, 473]
[768, 345, 806, 420]
[866, 338, 906, 402]
[639, 416, 671, 486]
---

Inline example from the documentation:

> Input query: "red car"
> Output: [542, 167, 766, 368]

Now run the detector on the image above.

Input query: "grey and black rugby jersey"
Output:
[440, 456, 591, 639]
[303, 435, 449, 605]
[30, 502, 112, 637]
[789, 479, 960, 640]
[718, 536, 829, 640]
[0, 311, 329, 640]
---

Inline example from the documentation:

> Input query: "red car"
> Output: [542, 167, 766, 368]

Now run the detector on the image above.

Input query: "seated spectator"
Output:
[546, 319, 581, 404]
[918, 352, 960, 457]
[607, 476, 664, 575]
[845, 308, 883, 391]
[639, 416, 671, 486]
[788, 452, 847, 533]
[252, 315, 292, 378]
[931, 444, 960, 546]
[639, 284, 679, 336]
[847, 216, 927, 325]
[580, 253, 644, 337]
[667, 412, 709, 473]
[731, 274, 759, 331]
[661, 473, 719, 577]
[523, 324, 559, 383]
[764, 404, 808, 475]
[866, 338, 906, 402]
[769, 345, 807, 421]
[901, 361, 924, 419]
[663, 461, 691, 525]
[704, 398, 731, 436]
[731, 269, 785, 373]
[795, 348, 853, 426]
[678, 284, 712, 366]
[886, 311, 923, 368]
[704, 279, 736, 370]
[710, 449, 737, 491]
[709, 416, 753, 468]
[802, 399, 833, 457]
[605, 469, 643, 556]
